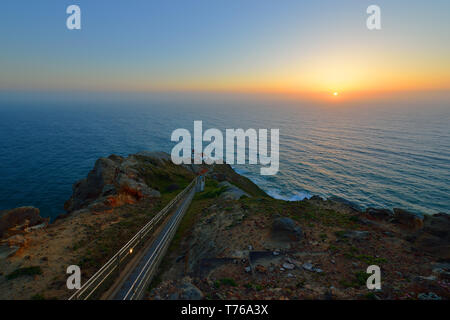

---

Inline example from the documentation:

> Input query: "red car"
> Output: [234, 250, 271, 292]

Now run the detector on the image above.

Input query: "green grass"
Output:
[335, 230, 347, 238]
[211, 164, 268, 198]
[148, 180, 218, 290]
[254, 284, 263, 291]
[215, 278, 237, 288]
[244, 283, 253, 289]
[354, 254, 387, 265]
[135, 155, 194, 194]
[339, 271, 371, 289]
[354, 271, 371, 286]
[344, 248, 387, 265]
[243, 282, 262, 291]
[7, 266, 43, 280]
[196, 185, 228, 199]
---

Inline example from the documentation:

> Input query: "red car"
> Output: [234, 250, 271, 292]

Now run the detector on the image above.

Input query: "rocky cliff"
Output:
[0, 151, 448, 300]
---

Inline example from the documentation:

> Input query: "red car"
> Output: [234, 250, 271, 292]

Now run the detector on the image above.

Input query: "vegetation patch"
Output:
[339, 271, 371, 289]
[135, 155, 194, 193]
[215, 278, 237, 288]
[344, 248, 387, 264]
[196, 185, 228, 199]
[7, 266, 43, 280]
[211, 164, 268, 197]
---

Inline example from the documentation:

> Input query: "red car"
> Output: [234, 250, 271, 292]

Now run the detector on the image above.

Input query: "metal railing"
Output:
[68, 177, 197, 300]
[123, 185, 196, 299]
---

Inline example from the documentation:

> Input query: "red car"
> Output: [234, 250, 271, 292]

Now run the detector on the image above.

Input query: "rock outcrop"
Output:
[0, 207, 48, 259]
[64, 154, 162, 212]
[0, 207, 48, 239]
[409, 213, 450, 260]
[392, 208, 424, 230]
[271, 217, 303, 242]
[1, 150, 449, 301]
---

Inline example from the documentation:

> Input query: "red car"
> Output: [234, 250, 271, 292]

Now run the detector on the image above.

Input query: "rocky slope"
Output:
[147, 163, 450, 301]
[0, 151, 448, 300]
[0, 151, 196, 299]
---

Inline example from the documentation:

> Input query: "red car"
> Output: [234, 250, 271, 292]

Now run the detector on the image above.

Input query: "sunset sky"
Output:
[1, 0, 449, 100]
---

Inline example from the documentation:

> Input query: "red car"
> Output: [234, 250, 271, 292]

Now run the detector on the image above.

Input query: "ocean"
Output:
[0, 94, 449, 219]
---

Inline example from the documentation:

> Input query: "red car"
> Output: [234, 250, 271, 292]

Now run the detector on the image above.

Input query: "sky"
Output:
[0, 0, 449, 100]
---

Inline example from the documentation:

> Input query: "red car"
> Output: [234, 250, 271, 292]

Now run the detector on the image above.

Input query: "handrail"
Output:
[68, 177, 197, 300]
[124, 185, 196, 299]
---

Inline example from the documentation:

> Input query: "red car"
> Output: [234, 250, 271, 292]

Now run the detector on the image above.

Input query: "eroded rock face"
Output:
[0, 207, 48, 239]
[410, 213, 450, 260]
[393, 208, 424, 230]
[64, 154, 160, 212]
[64, 156, 122, 212]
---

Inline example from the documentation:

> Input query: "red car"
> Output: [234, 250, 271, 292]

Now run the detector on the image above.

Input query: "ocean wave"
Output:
[267, 188, 313, 201]
[231, 166, 313, 201]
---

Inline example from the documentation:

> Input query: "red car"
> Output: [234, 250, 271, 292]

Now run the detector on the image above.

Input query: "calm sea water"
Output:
[0, 95, 449, 218]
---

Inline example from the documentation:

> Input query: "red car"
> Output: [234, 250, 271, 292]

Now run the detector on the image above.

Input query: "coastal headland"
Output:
[0, 151, 448, 300]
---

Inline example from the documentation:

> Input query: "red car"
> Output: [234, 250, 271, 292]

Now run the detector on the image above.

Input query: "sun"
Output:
[333, 92, 339, 96]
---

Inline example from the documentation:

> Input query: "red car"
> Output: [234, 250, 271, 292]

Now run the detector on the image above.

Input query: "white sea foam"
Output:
[267, 189, 313, 202]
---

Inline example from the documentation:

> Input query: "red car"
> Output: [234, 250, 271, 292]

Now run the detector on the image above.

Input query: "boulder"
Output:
[282, 262, 295, 270]
[0, 207, 48, 238]
[178, 282, 204, 300]
[417, 292, 442, 300]
[272, 217, 303, 241]
[302, 263, 314, 271]
[393, 208, 424, 229]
